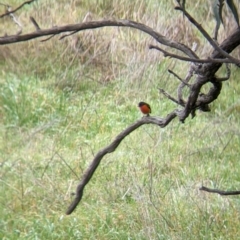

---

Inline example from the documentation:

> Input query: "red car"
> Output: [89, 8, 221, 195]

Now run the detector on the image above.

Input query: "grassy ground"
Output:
[1, 0, 240, 239]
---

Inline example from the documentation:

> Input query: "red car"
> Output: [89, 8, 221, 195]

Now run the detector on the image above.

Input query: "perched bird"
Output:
[138, 102, 151, 116]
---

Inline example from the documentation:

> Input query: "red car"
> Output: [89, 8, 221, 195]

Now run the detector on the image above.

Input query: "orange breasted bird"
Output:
[138, 102, 151, 116]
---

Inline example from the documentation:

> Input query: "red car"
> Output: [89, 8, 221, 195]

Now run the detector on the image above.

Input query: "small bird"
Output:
[138, 102, 151, 116]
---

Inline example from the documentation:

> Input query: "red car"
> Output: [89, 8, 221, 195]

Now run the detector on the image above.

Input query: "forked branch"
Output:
[175, 5, 240, 65]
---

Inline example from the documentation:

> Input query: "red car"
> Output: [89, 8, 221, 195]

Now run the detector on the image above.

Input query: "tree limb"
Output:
[149, 44, 236, 64]
[0, 19, 197, 59]
[66, 112, 177, 214]
[175, 5, 240, 65]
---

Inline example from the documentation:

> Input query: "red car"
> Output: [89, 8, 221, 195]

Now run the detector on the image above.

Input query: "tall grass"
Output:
[1, 0, 240, 239]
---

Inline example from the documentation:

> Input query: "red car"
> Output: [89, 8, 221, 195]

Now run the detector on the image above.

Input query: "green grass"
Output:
[1, 0, 240, 239]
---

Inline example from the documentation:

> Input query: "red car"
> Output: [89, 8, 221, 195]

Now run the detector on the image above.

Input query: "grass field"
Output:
[1, 0, 240, 239]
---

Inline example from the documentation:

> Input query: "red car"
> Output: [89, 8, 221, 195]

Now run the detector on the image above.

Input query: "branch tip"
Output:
[200, 186, 240, 195]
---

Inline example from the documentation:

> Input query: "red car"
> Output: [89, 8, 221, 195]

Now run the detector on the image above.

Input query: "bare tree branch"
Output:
[177, 64, 195, 105]
[30, 16, 41, 31]
[200, 186, 240, 195]
[149, 44, 236, 64]
[0, 19, 197, 59]
[172, 24, 240, 122]
[175, 5, 240, 65]
[59, 30, 79, 40]
[159, 88, 183, 106]
[0, 0, 36, 18]
[0, 17, 239, 67]
[40, 35, 56, 42]
[66, 112, 177, 214]
[168, 69, 191, 87]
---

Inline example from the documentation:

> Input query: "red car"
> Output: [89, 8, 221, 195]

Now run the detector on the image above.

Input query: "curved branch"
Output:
[66, 112, 177, 214]
[196, 81, 222, 106]
[0, 0, 36, 18]
[0, 19, 197, 58]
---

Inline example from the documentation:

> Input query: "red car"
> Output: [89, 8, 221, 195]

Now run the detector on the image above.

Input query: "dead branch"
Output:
[149, 44, 235, 64]
[0, 19, 196, 59]
[66, 112, 177, 214]
[0, 0, 36, 18]
[177, 65, 195, 105]
[173, 25, 240, 122]
[175, 5, 240, 65]
[40, 35, 56, 42]
[200, 186, 240, 195]
[168, 69, 191, 87]
[0, 18, 239, 67]
[159, 88, 183, 106]
[30, 16, 41, 31]
[213, 0, 224, 41]
[176, 39, 199, 104]
[59, 30, 79, 40]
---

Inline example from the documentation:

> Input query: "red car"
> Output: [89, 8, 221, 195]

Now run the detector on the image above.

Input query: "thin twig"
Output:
[213, 0, 224, 41]
[175, 6, 240, 65]
[149, 44, 237, 64]
[30, 16, 41, 31]
[177, 65, 195, 105]
[0, 0, 36, 18]
[59, 30, 79, 40]
[159, 88, 183, 106]
[56, 152, 79, 180]
[168, 69, 191, 87]
[215, 63, 231, 82]
[40, 34, 56, 42]
[200, 186, 240, 195]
